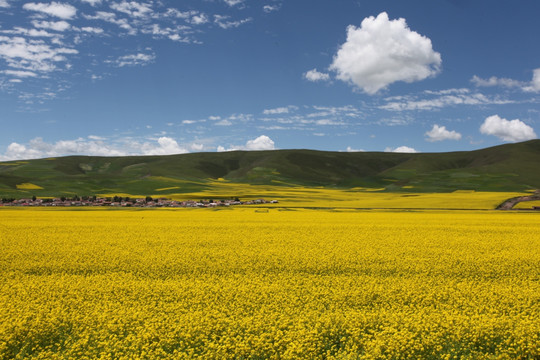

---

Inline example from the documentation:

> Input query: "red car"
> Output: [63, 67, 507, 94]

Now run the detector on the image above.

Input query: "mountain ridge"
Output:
[1, 140, 539, 198]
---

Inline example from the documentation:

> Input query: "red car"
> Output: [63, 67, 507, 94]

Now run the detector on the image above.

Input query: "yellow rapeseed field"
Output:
[1, 207, 539, 359]
[100, 183, 526, 210]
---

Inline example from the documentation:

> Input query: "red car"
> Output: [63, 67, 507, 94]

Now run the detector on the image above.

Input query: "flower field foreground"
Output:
[1, 208, 539, 359]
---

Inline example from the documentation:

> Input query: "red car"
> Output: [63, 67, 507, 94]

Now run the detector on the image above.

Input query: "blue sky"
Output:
[1, 0, 539, 160]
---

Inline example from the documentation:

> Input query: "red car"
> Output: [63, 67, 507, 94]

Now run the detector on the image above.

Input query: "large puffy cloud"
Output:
[217, 135, 275, 152]
[425, 124, 462, 142]
[23, 2, 77, 19]
[330, 12, 441, 94]
[480, 115, 537, 142]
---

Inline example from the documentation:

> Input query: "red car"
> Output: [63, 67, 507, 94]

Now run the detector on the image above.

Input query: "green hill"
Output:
[1, 140, 540, 198]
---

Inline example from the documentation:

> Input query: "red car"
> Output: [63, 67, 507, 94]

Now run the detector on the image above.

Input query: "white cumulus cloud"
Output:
[0, 0, 10, 8]
[304, 68, 330, 82]
[385, 145, 418, 153]
[141, 137, 188, 155]
[345, 146, 364, 152]
[0, 136, 191, 160]
[1, 137, 124, 160]
[330, 12, 441, 94]
[190, 143, 204, 151]
[23, 2, 77, 19]
[425, 124, 462, 142]
[245, 135, 275, 150]
[480, 115, 537, 142]
[217, 135, 275, 152]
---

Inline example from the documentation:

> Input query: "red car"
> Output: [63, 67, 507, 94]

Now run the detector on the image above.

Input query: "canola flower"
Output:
[15, 183, 43, 190]
[0, 207, 539, 359]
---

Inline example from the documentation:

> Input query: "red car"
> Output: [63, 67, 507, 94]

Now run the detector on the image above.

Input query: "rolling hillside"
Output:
[1, 140, 540, 198]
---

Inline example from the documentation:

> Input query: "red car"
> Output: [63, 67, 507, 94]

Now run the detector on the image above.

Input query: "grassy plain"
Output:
[1, 201, 539, 359]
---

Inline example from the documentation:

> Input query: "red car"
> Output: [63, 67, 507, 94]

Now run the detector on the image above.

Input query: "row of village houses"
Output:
[0, 197, 278, 208]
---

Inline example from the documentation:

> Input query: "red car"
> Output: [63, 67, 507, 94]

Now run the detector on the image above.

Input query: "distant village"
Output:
[0, 196, 278, 208]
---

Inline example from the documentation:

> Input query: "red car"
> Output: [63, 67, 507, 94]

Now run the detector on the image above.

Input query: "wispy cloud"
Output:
[1, 69, 38, 78]
[223, 0, 244, 7]
[471, 68, 540, 93]
[110, 1, 153, 18]
[214, 15, 252, 29]
[258, 105, 361, 131]
[263, 4, 280, 13]
[81, 0, 102, 6]
[1, 0, 260, 103]
[380, 88, 513, 111]
[263, 106, 297, 115]
[109, 52, 155, 67]
[0, 35, 78, 74]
